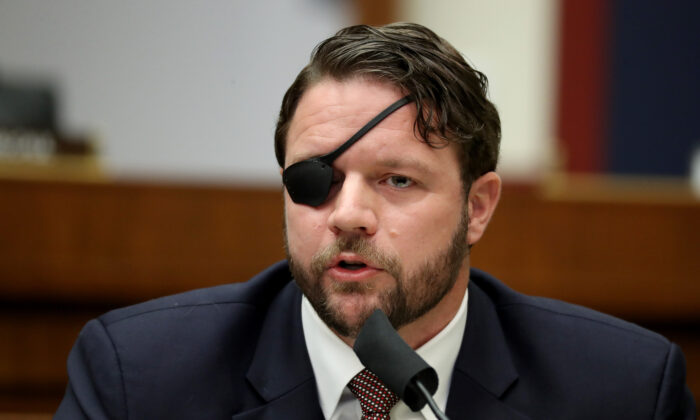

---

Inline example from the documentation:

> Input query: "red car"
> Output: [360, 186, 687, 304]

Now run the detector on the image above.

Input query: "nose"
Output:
[327, 174, 378, 236]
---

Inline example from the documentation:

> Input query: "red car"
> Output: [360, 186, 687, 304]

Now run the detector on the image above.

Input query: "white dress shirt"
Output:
[301, 289, 468, 419]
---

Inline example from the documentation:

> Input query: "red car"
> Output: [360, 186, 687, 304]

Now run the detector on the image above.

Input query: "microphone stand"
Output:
[415, 380, 449, 420]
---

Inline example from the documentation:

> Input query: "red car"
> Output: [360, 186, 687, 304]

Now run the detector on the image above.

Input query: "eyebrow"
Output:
[375, 157, 435, 176]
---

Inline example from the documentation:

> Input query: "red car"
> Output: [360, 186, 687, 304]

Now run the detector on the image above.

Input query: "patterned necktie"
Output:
[347, 369, 400, 420]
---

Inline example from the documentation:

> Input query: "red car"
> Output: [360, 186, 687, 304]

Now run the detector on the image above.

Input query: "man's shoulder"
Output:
[99, 260, 293, 327]
[57, 261, 302, 419]
[469, 267, 669, 348]
[466, 269, 696, 418]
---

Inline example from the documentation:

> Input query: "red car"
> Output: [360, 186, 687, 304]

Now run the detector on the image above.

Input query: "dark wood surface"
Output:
[0, 179, 286, 303]
[475, 184, 700, 320]
[0, 177, 698, 412]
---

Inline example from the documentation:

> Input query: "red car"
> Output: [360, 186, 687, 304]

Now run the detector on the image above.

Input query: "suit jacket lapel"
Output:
[234, 280, 324, 420]
[446, 278, 528, 419]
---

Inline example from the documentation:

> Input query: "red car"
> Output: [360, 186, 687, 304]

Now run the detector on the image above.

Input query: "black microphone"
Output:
[353, 309, 449, 419]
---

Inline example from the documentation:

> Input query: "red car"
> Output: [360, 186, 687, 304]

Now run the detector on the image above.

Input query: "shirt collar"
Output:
[301, 289, 469, 419]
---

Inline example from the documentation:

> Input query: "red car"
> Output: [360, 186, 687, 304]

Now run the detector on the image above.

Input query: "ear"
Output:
[467, 171, 501, 246]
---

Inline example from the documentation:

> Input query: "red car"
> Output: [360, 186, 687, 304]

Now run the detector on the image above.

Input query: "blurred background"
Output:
[0, 0, 698, 416]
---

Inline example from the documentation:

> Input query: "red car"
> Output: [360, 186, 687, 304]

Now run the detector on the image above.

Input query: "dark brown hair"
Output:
[274, 22, 500, 189]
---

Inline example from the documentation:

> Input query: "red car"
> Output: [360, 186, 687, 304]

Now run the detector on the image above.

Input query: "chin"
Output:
[325, 292, 382, 337]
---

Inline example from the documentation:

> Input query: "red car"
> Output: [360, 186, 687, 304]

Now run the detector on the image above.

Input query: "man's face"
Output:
[283, 77, 470, 340]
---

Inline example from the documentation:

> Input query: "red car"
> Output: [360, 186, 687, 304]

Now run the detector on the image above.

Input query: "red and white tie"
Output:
[347, 369, 400, 420]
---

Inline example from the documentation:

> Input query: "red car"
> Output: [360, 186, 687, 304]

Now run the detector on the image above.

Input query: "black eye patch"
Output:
[283, 95, 413, 207]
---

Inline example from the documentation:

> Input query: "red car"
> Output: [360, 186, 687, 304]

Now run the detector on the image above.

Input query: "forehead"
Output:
[291, 77, 408, 125]
[285, 78, 415, 163]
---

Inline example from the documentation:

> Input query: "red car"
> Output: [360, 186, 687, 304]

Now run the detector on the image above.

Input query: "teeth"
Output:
[339, 261, 366, 270]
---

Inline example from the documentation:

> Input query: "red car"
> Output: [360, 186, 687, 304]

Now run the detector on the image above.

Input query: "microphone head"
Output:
[352, 309, 438, 411]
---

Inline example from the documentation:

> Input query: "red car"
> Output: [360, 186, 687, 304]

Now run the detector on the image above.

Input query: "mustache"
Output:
[309, 235, 402, 279]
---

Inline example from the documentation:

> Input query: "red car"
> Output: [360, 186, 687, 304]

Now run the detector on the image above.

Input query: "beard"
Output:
[286, 210, 470, 339]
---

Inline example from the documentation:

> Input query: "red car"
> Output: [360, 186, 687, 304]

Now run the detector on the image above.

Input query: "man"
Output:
[55, 23, 695, 419]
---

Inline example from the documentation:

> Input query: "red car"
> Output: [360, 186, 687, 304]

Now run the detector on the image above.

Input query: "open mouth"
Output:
[338, 260, 368, 271]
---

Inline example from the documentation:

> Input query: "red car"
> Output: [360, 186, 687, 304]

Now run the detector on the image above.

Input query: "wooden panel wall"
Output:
[0, 178, 698, 412]
[475, 184, 700, 320]
[0, 180, 286, 303]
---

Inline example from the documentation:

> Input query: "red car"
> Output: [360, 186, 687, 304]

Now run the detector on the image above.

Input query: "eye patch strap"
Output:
[283, 95, 413, 207]
[318, 95, 413, 164]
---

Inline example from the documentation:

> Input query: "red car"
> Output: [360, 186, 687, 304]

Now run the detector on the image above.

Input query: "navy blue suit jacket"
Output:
[55, 261, 696, 419]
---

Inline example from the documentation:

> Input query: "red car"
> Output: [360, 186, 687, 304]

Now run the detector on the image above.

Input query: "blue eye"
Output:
[386, 175, 414, 189]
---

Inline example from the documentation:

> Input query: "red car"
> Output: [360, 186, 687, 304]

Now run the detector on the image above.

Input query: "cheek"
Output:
[285, 200, 328, 257]
[390, 201, 462, 248]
